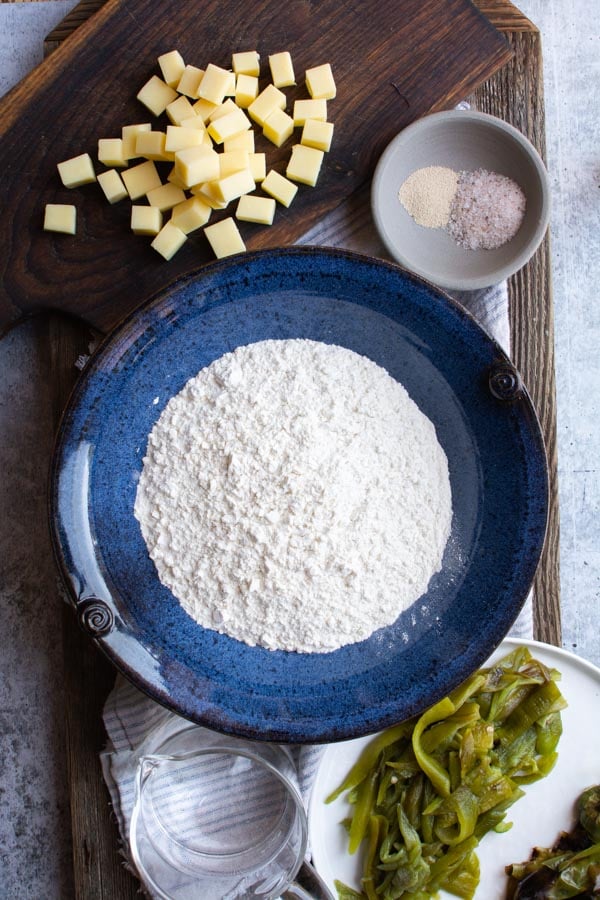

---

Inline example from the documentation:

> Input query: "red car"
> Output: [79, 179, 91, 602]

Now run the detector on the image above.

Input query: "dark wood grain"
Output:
[469, 33, 561, 645]
[0, 0, 511, 333]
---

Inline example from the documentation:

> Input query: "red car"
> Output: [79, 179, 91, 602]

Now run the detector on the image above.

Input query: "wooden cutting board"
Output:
[0, 0, 511, 334]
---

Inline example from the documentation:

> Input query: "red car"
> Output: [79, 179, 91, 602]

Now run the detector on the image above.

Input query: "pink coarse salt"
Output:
[447, 168, 526, 250]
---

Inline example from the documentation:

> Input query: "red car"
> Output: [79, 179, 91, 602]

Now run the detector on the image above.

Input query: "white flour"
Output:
[134, 339, 452, 653]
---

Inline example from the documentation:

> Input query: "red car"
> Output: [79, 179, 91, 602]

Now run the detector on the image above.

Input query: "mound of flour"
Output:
[134, 339, 452, 653]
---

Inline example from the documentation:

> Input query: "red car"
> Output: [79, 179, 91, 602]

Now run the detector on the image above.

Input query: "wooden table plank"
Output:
[13, 1, 560, 896]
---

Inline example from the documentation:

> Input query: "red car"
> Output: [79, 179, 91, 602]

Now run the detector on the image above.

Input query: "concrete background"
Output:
[0, 1, 598, 896]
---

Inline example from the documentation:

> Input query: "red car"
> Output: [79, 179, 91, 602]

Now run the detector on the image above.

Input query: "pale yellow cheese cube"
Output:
[98, 138, 127, 168]
[293, 99, 327, 125]
[204, 217, 246, 258]
[207, 99, 238, 122]
[286, 143, 324, 186]
[131, 205, 163, 235]
[261, 169, 298, 207]
[214, 168, 255, 203]
[192, 181, 229, 209]
[192, 97, 219, 122]
[158, 50, 185, 88]
[151, 221, 187, 260]
[180, 115, 207, 131]
[224, 131, 255, 152]
[207, 107, 251, 144]
[263, 108, 294, 147]
[301, 119, 334, 152]
[174, 146, 220, 188]
[248, 84, 286, 126]
[224, 71, 236, 96]
[121, 160, 162, 200]
[167, 166, 188, 189]
[135, 131, 173, 161]
[122, 123, 151, 160]
[146, 182, 187, 211]
[305, 63, 336, 100]
[248, 152, 266, 182]
[198, 63, 232, 104]
[235, 74, 259, 108]
[97, 169, 128, 204]
[176, 64, 205, 97]
[137, 75, 178, 116]
[44, 203, 76, 234]
[57, 153, 96, 188]
[165, 125, 205, 152]
[269, 52, 295, 87]
[171, 196, 212, 233]
[236, 194, 276, 225]
[219, 150, 250, 177]
[166, 95, 196, 125]
[231, 50, 260, 76]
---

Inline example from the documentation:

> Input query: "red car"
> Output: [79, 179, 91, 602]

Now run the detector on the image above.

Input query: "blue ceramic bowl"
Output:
[50, 248, 548, 743]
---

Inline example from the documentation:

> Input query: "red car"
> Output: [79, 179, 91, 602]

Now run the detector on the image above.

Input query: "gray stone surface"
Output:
[0, 319, 74, 899]
[0, 1, 598, 897]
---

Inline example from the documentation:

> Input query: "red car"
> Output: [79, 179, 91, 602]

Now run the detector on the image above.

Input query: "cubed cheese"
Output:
[165, 125, 205, 152]
[179, 115, 207, 131]
[224, 71, 236, 96]
[192, 181, 229, 209]
[131, 205, 163, 235]
[146, 182, 187, 211]
[219, 150, 250, 177]
[269, 51, 295, 87]
[121, 123, 151, 160]
[171, 196, 212, 233]
[293, 99, 327, 125]
[236, 194, 276, 225]
[231, 50, 260, 76]
[121, 160, 162, 199]
[192, 97, 219, 122]
[97, 169, 128, 204]
[137, 75, 178, 116]
[248, 152, 266, 182]
[98, 138, 127, 167]
[177, 65, 205, 98]
[158, 50, 185, 88]
[204, 217, 246, 258]
[44, 203, 76, 234]
[305, 63, 336, 100]
[57, 153, 96, 188]
[261, 169, 298, 207]
[300, 119, 334, 152]
[286, 143, 324, 186]
[224, 131, 255, 153]
[207, 107, 251, 144]
[198, 63, 232, 104]
[207, 99, 238, 122]
[167, 166, 188, 189]
[166, 95, 196, 125]
[135, 131, 173, 161]
[248, 84, 286, 126]
[151, 221, 187, 260]
[263, 108, 294, 147]
[174, 146, 220, 188]
[235, 74, 259, 108]
[213, 168, 255, 203]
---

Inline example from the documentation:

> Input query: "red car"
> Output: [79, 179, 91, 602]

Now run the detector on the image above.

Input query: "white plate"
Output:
[309, 638, 600, 900]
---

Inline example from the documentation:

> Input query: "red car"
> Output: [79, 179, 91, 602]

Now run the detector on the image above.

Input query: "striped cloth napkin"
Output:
[101, 277, 534, 893]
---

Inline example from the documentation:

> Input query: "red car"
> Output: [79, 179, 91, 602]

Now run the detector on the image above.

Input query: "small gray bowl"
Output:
[371, 110, 550, 290]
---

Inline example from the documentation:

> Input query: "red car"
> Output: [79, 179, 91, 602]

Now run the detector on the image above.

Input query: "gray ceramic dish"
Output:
[371, 110, 550, 290]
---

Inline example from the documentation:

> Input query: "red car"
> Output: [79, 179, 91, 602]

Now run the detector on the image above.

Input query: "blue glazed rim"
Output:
[49, 247, 549, 743]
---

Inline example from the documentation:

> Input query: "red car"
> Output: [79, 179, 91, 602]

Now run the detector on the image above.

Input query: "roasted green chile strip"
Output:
[327, 647, 567, 899]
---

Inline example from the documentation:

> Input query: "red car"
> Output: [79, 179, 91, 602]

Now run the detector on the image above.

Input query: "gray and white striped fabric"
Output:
[101, 277, 534, 891]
